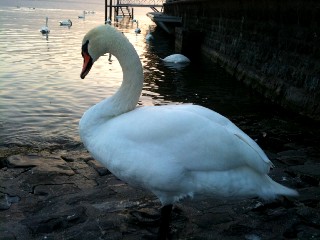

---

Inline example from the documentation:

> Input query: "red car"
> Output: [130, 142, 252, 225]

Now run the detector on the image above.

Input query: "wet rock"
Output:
[0, 193, 20, 210]
[277, 149, 308, 158]
[129, 208, 161, 227]
[22, 206, 87, 234]
[32, 183, 79, 198]
[297, 206, 320, 227]
[92, 199, 138, 213]
[276, 149, 309, 166]
[288, 164, 320, 186]
[0, 145, 319, 239]
[224, 224, 255, 238]
[87, 159, 110, 176]
[296, 225, 320, 239]
[0, 231, 16, 240]
[0, 193, 11, 210]
[197, 211, 232, 227]
[0, 192, 11, 210]
[295, 187, 320, 207]
[7, 154, 75, 176]
[60, 149, 93, 163]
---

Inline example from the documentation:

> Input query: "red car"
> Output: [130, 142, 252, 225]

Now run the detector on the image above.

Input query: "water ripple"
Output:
[0, 4, 273, 149]
[0, 6, 163, 147]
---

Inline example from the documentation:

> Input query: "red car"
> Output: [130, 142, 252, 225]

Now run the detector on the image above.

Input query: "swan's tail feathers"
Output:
[262, 177, 298, 200]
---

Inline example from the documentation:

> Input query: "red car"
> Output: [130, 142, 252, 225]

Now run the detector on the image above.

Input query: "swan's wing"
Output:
[170, 104, 272, 166]
[166, 105, 272, 173]
[102, 105, 272, 174]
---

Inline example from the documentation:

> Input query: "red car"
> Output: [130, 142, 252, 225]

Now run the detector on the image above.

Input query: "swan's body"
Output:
[78, 11, 85, 19]
[132, 19, 141, 34]
[146, 31, 153, 40]
[79, 25, 297, 237]
[105, 18, 112, 25]
[40, 17, 50, 34]
[162, 54, 190, 63]
[59, 19, 72, 26]
[146, 26, 153, 41]
[135, 27, 141, 34]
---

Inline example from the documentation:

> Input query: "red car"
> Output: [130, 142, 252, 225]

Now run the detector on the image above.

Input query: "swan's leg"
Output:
[157, 204, 173, 240]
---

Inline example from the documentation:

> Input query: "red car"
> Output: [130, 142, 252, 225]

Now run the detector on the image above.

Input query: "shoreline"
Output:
[1, 133, 319, 239]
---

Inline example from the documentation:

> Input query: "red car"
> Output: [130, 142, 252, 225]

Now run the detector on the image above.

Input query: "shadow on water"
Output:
[143, 27, 320, 154]
[143, 29, 270, 116]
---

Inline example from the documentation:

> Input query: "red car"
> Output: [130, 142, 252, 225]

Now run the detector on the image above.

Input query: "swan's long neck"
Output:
[81, 26, 143, 130]
[104, 29, 143, 115]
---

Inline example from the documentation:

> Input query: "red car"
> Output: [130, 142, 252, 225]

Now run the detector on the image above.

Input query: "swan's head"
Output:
[80, 25, 124, 79]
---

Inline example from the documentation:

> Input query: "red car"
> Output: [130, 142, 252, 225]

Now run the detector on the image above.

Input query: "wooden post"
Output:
[105, 0, 108, 23]
[109, 0, 113, 21]
[132, 8, 134, 20]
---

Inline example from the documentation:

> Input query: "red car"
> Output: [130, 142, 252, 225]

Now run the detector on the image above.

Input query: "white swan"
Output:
[59, 19, 72, 26]
[132, 19, 141, 34]
[79, 25, 298, 238]
[40, 16, 50, 34]
[135, 28, 141, 34]
[78, 11, 85, 19]
[146, 26, 154, 41]
[105, 18, 112, 25]
[162, 53, 190, 63]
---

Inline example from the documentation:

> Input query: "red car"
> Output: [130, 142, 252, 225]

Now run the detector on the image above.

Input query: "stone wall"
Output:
[164, 0, 320, 120]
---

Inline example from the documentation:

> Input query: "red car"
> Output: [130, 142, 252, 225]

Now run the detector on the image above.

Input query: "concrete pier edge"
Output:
[164, 0, 320, 121]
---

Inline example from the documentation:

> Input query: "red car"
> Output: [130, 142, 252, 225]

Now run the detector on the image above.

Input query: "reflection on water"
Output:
[0, 6, 152, 146]
[0, 5, 173, 147]
[0, 4, 318, 150]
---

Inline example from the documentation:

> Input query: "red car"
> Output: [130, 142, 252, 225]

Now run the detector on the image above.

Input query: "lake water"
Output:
[0, 1, 317, 151]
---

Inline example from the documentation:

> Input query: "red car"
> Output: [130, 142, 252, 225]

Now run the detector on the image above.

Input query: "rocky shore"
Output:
[1, 120, 320, 239]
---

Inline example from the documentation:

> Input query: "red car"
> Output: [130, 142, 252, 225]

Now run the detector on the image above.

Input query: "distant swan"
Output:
[145, 26, 153, 41]
[78, 11, 85, 19]
[162, 53, 190, 63]
[40, 16, 50, 34]
[79, 25, 298, 239]
[59, 19, 72, 26]
[105, 18, 111, 25]
[135, 27, 141, 34]
[132, 19, 141, 34]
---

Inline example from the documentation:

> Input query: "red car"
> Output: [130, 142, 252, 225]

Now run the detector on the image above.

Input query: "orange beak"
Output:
[80, 51, 93, 79]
